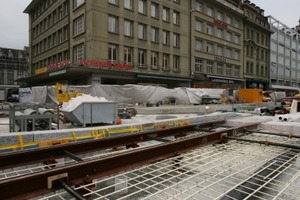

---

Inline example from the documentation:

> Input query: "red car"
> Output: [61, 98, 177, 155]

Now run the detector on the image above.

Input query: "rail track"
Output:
[1, 121, 300, 200]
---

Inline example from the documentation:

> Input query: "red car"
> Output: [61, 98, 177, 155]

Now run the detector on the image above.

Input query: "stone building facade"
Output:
[23, 0, 271, 90]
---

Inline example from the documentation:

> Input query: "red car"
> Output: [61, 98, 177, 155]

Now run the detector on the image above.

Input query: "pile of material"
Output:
[61, 94, 109, 112]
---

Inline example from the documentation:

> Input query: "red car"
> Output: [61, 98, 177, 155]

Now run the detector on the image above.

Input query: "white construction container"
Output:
[61, 101, 118, 127]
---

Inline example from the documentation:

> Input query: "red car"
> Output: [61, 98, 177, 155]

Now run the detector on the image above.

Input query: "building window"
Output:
[163, 30, 170, 45]
[162, 7, 170, 22]
[217, 63, 223, 75]
[0, 70, 3, 84]
[108, 0, 118, 5]
[233, 18, 240, 28]
[8, 50, 13, 58]
[261, 34, 265, 46]
[217, 46, 223, 56]
[207, 24, 213, 35]
[207, 61, 213, 73]
[58, 29, 63, 43]
[74, 43, 84, 63]
[124, 0, 132, 10]
[138, 49, 146, 67]
[63, 26, 69, 41]
[217, 28, 223, 38]
[124, 46, 132, 64]
[217, 11, 223, 20]
[226, 31, 232, 41]
[261, 65, 265, 76]
[138, 0, 146, 14]
[195, 1, 202, 12]
[151, 27, 159, 43]
[226, 65, 232, 76]
[195, 58, 202, 72]
[173, 56, 180, 72]
[73, 15, 84, 36]
[108, 44, 117, 63]
[73, 0, 85, 9]
[234, 66, 240, 77]
[173, 33, 180, 47]
[124, 20, 133, 36]
[226, 15, 231, 24]
[18, 51, 23, 59]
[108, 15, 118, 33]
[17, 70, 24, 78]
[234, 34, 240, 44]
[173, 11, 180, 25]
[207, 6, 213, 17]
[173, 0, 180, 4]
[8, 70, 14, 85]
[195, 19, 202, 32]
[163, 54, 169, 70]
[234, 50, 240, 60]
[206, 43, 213, 53]
[151, 51, 158, 69]
[226, 48, 232, 58]
[151, 3, 159, 18]
[195, 39, 202, 51]
[138, 24, 146, 40]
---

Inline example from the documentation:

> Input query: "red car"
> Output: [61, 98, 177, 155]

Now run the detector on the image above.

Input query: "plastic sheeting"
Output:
[269, 92, 286, 101]
[30, 84, 226, 105]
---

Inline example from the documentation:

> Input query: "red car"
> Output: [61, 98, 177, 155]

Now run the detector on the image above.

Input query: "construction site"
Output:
[0, 85, 300, 200]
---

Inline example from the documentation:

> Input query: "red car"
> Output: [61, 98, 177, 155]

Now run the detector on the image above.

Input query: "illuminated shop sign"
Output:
[35, 60, 71, 74]
[213, 19, 228, 29]
[79, 59, 134, 70]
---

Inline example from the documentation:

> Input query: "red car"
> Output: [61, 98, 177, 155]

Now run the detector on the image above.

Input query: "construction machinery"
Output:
[55, 82, 83, 104]
[238, 89, 263, 103]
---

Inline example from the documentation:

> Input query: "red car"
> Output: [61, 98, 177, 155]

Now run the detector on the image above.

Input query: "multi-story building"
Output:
[0, 47, 29, 89]
[243, 0, 271, 90]
[269, 16, 300, 94]
[24, 0, 192, 87]
[23, 0, 271, 90]
[191, 0, 245, 89]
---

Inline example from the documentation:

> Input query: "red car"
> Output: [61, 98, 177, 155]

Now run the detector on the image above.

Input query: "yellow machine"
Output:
[238, 89, 263, 103]
[55, 83, 83, 104]
[294, 90, 300, 98]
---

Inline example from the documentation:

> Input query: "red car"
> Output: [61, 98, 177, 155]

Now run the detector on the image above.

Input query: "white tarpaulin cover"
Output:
[30, 84, 226, 105]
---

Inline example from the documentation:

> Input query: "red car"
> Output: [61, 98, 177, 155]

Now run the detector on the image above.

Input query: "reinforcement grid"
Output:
[32, 133, 300, 200]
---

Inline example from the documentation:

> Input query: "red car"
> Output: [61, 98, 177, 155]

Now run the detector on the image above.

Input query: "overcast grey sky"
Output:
[0, 0, 31, 49]
[0, 0, 299, 50]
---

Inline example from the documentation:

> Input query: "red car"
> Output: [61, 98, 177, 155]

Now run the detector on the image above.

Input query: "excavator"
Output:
[55, 82, 83, 104]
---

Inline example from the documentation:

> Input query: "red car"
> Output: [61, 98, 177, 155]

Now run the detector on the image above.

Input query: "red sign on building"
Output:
[79, 59, 134, 70]
[213, 19, 228, 29]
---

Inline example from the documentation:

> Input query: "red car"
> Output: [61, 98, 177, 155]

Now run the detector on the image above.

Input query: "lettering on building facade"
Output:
[213, 19, 228, 29]
[79, 59, 134, 70]
[35, 60, 71, 74]
[214, 56, 227, 63]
